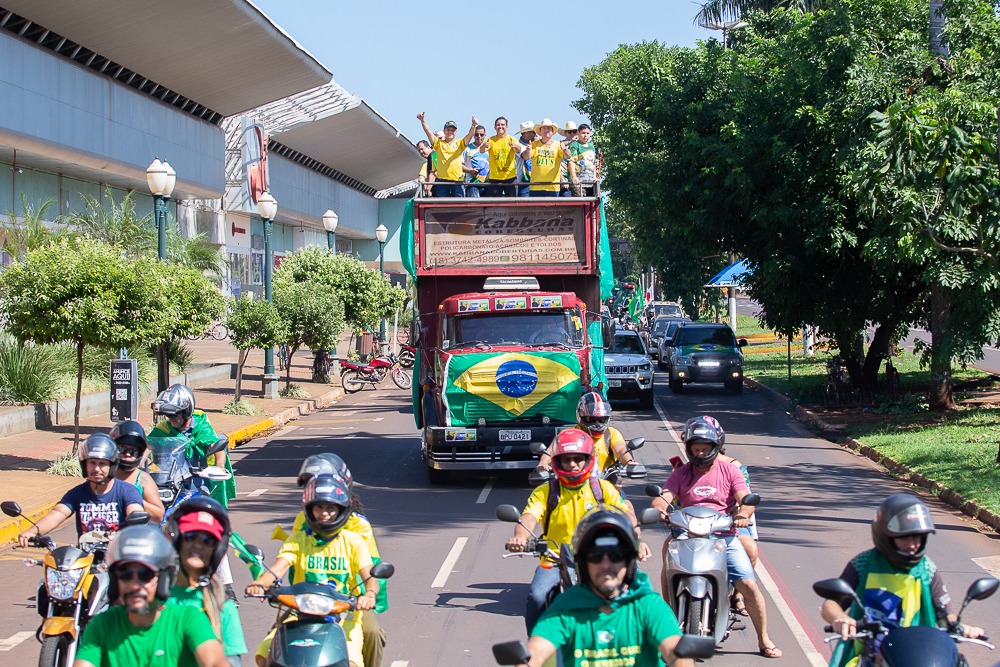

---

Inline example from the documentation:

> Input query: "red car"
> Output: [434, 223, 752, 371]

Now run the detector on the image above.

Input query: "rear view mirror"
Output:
[370, 562, 395, 579]
[645, 484, 664, 498]
[813, 578, 859, 604]
[602, 316, 614, 350]
[637, 507, 662, 526]
[243, 544, 265, 561]
[626, 438, 645, 451]
[492, 640, 531, 665]
[626, 465, 647, 479]
[674, 634, 716, 659]
[529, 441, 548, 456]
[965, 577, 999, 603]
[124, 511, 150, 527]
[495, 505, 521, 523]
[741, 493, 761, 507]
[1, 500, 22, 518]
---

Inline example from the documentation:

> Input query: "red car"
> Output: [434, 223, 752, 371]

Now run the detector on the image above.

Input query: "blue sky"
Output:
[252, 0, 715, 144]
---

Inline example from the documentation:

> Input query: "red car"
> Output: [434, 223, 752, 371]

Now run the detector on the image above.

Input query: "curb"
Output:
[744, 376, 1000, 534]
[0, 384, 345, 546]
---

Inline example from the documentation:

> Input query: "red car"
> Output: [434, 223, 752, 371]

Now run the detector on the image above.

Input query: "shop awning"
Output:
[706, 259, 751, 288]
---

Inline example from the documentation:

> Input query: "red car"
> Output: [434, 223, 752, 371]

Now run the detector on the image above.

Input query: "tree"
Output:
[225, 295, 288, 402]
[273, 280, 345, 386]
[64, 187, 154, 258]
[695, 0, 823, 26]
[0, 238, 176, 448]
[1, 195, 63, 259]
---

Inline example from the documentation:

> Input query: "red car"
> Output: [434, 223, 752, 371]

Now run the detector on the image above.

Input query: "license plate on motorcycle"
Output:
[608, 379, 622, 387]
[499, 430, 531, 442]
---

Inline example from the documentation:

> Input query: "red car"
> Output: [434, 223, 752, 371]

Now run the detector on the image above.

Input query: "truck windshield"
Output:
[450, 310, 584, 347]
[676, 327, 737, 347]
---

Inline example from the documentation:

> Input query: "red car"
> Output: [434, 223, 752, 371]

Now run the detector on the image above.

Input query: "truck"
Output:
[401, 195, 613, 484]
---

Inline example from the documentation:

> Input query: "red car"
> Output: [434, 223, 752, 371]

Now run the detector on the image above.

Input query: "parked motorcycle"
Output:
[526, 437, 647, 488]
[492, 633, 717, 664]
[646, 484, 760, 644]
[144, 434, 231, 522]
[340, 351, 411, 393]
[1, 501, 149, 667]
[398, 344, 415, 369]
[242, 544, 394, 667]
[814, 576, 997, 666]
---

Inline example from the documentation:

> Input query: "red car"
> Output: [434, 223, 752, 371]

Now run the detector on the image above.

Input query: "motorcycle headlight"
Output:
[46, 567, 86, 600]
[687, 517, 713, 537]
[277, 593, 350, 617]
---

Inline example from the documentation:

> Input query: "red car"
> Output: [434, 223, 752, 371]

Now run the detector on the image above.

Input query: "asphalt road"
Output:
[2, 378, 999, 666]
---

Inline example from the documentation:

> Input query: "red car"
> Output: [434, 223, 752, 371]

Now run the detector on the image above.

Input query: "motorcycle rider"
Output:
[650, 416, 781, 658]
[18, 434, 144, 547]
[518, 505, 693, 667]
[165, 497, 247, 667]
[820, 493, 984, 667]
[110, 419, 165, 523]
[506, 428, 648, 634]
[75, 524, 228, 667]
[289, 453, 388, 667]
[246, 473, 379, 667]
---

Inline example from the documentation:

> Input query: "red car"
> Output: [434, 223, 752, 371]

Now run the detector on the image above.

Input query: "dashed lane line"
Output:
[431, 537, 468, 589]
[246, 489, 268, 497]
[0, 631, 34, 651]
[476, 478, 495, 504]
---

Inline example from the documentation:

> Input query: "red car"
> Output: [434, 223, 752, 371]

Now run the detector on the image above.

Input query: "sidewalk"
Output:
[0, 338, 352, 544]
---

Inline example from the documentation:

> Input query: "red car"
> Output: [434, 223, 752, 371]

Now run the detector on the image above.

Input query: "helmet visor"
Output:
[581, 416, 610, 431]
[886, 503, 935, 535]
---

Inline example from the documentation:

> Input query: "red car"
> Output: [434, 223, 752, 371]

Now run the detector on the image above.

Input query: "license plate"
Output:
[499, 430, 531, 442]
[608, 379, 622, 387]
[698, 361, 721, 367]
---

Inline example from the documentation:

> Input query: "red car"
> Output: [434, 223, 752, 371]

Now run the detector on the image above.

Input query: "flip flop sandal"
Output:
[730, 594, 749, 616]
[758, 645, 782, 658]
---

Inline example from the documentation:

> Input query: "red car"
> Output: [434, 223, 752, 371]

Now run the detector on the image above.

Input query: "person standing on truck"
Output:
[515, 120, 536, 197]
[417, 112, 477, 197]
[416, 140, 436, 197]
[462, 125, 489, 197]
[521, 118, 569, 197]
[569, 124, 598, 196]
[480, 117, 520, 197]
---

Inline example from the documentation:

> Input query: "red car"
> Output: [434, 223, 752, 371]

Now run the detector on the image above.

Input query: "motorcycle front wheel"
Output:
[38, 633, 73, 667]
[399, 349, 415, 368]
[684, 597, 708, 636]
[391, 366, 412, 389]
[342, 370, 365, 394]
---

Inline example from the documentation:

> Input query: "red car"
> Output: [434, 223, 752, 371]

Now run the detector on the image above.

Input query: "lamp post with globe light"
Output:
[323, 209, 338, 252]
[257, 191, 279, 397]
[375, 224, 389, 343]
[146, 158, 176, 392]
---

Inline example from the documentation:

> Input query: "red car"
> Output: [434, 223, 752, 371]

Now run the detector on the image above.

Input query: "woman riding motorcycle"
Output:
[110, 419, 165, 522]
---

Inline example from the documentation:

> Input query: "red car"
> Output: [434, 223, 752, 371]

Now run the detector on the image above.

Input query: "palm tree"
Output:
[1, 194, 63, 259]
[696, 0, 822, 26]
[64, 186, 155, 257]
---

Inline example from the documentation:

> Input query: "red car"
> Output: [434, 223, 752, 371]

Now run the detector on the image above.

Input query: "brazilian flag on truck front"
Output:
[443, 352, 582, 427]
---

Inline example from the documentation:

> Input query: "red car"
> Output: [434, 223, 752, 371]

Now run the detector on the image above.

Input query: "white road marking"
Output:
[476, 478, 495, 504]
[374, 417, 384, 422]
[389, 662, 408, 667]
[0, 631, 34, 651]
[246, 489, 268, 497]
[972, 555, 1000, 579]
[431, 537, 467, 588]
[654, 396, 827, 665]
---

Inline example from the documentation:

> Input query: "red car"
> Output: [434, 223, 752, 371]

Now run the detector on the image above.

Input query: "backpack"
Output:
[543, 476, 604, 536]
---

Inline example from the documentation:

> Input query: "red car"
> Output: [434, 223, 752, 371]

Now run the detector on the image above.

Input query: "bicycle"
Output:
[824, 356, 852, 407]
[187, 322, 229, 341]
[277, 343, 290, 372]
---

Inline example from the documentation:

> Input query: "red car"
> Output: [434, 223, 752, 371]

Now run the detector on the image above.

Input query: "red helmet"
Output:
[549, 428, 595, 488]
[577, 392, 612, 434]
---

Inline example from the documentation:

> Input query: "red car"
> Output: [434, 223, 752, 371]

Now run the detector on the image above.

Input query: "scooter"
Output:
[144, 434, 231, 523]
[493, 633, 717, 665]
[1, 501, 149, 667]
[814, 576, 997, 666]
[242, 544, 394, 667]
[646, 484, 760, 644]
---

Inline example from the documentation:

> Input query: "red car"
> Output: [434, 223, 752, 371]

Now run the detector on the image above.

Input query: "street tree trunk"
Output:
[312, 349, 331, 384]
[234, 349, 248, 403]
[285, 344, 300, 390]
[73, 340, 84, 453]
[928, 284, 954, 410]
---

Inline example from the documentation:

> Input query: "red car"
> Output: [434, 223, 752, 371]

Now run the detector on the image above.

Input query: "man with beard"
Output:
[516, 506, 691, 667]
[74, 525, 227, 667]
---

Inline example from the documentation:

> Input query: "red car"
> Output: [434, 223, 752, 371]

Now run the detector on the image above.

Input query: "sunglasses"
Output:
[475, 133, 486, 137]
[182, 532, 219, 547]
[119, 446, 142, 458]
[115, 566, 157, 583]
[585, 549, 627, 565]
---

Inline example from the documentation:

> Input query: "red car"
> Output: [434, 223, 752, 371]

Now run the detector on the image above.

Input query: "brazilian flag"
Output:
[443, 352, 582, 426]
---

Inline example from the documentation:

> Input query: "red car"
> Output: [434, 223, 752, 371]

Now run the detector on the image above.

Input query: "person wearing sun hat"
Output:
[558, 121, 579, 196]
[515, 120, 536, 197]
[416, 112, 477, 197]
[520, 118, 569, 196]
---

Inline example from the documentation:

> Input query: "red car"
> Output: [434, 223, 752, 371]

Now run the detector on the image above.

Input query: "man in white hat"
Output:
[515, 121, 536, 198]
[520, 119, 569, 197]
[558, 122, 579, 197]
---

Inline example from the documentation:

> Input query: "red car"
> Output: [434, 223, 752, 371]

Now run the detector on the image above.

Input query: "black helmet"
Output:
[297, 453, 353, 492]
[78, 433, 121, 477]
[109, 420, 148, 472]
[151, 384, 194, 422]
[303, 474, 352, 540]
[163, 496, 231, 586]
[107, 525, 178, 602]
[577, 391, 612, 434]
[872, 493, 936, 570]
[682, 415, 725, 467]
[572, 505, 640, 593]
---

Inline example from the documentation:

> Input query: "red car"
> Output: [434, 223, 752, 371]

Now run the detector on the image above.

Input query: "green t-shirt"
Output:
[532, 572, 681, 667]
[76, 603, 218, 667]
[167, 584, 248, 656]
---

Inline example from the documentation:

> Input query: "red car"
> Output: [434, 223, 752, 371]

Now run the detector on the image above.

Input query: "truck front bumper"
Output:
[423, 425, 565, 471]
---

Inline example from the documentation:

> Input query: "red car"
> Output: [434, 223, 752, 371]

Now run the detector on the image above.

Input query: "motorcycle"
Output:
[340, 351, 411, 393]
[398, 344, 415, 369]
[646, 484, 760, 644]
[526, 437, 648, 488]
[814, 576, 997, 666]
[493, 633, 717, 665]
[242, 544, 394, 667]
[144, 434, 231, 522]
[1, 501, 149, 667]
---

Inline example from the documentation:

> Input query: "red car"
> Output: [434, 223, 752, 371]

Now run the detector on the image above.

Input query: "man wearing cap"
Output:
[480, 117, 521, 197]
[558, 122, 579, 197]
[514, 121, 536, 197]
[520, 119, 570, 197]
[417, 112, 477, 197]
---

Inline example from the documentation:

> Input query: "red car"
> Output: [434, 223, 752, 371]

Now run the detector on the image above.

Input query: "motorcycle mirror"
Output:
[207, 435, 229, 456]
[637, 507, 663, 526]
[495, 505, 522, 523]
[369, 562, 395, 580]
[644, 484, 664, 498]
[1, 500, 23, 518]
[741, 493, 761, 507]
[492, 640, 532, 665]
[626, 464, 647, 479]
[674, 634, 716, 659]
[528, 441, 548, 456]
[527, 470, 551, 486]
[243, 544, 266, 561]
[626, 437, 645, 451]
[124, 511, 150, 527]
[956, 576, 999, 620]
[812, 578, 860, 604]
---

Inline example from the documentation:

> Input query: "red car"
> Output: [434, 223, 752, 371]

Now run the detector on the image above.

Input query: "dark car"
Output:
[648, 316, 690, 361]
[656, 319, 690, 371]
[604, 329, 655, 408]
[663, 323, 747, 394]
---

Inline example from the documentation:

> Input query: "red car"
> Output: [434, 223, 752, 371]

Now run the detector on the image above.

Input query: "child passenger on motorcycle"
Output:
[246, 473, 379, 667]
[18, 434, 144, 547]
[820, 493, 984, 667]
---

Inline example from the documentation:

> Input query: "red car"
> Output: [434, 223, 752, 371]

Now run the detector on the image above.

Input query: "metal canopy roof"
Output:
[2, 0, 331, 117]
[252, 82, 422, 192]
[705, 259, 751, 288]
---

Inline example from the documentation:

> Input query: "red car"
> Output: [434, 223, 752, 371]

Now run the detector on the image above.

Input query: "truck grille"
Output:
[606, 365, 639, 374]
[429, 448, 501, 463]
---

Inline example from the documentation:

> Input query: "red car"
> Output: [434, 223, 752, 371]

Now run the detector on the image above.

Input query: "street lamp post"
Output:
[375, 224, 388, 344]
[146, 158, 176, 392]
[323, 209, 338, 252]
[257, 191, 279, 399]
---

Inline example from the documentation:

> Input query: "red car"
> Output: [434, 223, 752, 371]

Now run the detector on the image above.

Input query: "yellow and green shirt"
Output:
[529, 139, 568, 191]
[433, 137, 467, 181]
[523, 479, 625, 558]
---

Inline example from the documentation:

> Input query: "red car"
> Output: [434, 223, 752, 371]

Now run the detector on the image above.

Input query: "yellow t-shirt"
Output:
[589, 426, 626, 472]
[486, 135, 520, 180]
[523, 479, 625, 556]
[292, 511, 381, 560]
[529, 139, 567, 191]
[433, 137, 467, 181]
[277, 528, 373, 590]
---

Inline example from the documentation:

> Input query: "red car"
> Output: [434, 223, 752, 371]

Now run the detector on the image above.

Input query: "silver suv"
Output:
[604, 329, 654, 408]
